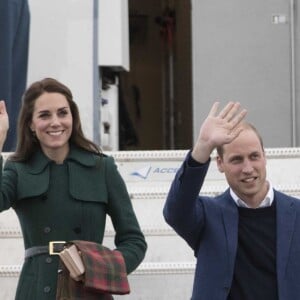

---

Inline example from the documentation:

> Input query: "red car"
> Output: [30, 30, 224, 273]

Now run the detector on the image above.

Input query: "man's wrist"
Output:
[191, 143, 213, 163]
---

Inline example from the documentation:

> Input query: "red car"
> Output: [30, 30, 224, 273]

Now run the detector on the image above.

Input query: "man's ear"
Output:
[216, 156, 225, 173]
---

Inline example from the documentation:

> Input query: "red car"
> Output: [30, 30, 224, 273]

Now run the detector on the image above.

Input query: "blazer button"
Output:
[44, 227, 51, 233]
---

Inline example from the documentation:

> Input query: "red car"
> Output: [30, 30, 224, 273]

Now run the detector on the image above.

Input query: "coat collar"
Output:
[26, 145, 99, 174]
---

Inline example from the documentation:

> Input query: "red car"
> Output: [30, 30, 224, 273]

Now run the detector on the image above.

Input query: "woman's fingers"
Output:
[0, 100, 7, 114]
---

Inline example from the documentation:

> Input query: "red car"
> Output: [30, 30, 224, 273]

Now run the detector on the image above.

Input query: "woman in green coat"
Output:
[0, 78, 147, 299]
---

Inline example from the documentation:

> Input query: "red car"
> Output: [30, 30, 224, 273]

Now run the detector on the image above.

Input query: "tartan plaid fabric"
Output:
[56, 241, 130, 300]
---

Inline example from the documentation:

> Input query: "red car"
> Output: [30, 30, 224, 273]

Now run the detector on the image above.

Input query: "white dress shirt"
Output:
[230, 181, 274, 208]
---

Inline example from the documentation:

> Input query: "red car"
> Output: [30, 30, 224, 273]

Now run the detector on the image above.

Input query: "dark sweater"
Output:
[228, 201, 278, 300]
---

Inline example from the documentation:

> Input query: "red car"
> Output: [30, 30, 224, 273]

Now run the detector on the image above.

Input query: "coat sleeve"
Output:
[0, 157, 18, 211]
[104, 156, 147, 274]
[163, 151, 211, 251]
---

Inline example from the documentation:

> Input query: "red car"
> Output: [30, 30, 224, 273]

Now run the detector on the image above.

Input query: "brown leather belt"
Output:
[25, 241, 66, 258]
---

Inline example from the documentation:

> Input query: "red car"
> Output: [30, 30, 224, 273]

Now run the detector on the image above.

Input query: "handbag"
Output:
[58, 244, 85, 281]
[56, 241, 130, 300]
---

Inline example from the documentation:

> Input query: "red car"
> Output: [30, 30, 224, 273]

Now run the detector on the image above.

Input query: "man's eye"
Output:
[251, 154, 260, 160]
[231, 158, 241, 164]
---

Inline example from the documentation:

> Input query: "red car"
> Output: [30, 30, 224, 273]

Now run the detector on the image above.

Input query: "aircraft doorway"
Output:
[118, 0, 192, 150]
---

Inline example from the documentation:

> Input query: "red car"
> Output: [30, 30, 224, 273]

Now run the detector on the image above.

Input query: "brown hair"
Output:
[9, 78, 101, 161]
[216, 122, 264, 158]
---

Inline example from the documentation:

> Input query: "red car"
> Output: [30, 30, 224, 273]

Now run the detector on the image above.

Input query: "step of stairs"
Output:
[1, 148, 300, 299]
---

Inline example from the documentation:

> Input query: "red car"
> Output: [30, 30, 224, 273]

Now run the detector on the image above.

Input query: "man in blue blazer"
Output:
[163, 102, 300, 300]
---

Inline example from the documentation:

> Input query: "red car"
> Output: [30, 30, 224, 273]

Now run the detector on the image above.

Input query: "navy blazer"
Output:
[163, 153, 300, 300]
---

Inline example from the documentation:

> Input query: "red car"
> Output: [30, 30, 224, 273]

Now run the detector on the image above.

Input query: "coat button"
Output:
[73, 227, 81, 234]
[41, 195, 48, 201]
[45, 257, 52, 263]
[43, 286, 51, 293]
[44, 227, 51, 233]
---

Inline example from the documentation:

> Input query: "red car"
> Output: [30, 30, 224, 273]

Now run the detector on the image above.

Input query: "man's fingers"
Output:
[208, 102, 220, 117]
[230, 108, 247, 128]
[230, 126, 244, 140]
[208, 101, 246, 127]
[218, 102, 244, 122]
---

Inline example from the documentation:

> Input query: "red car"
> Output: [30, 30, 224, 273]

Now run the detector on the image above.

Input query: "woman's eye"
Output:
[58, 110, 68, 116]
[39, 113, 50, 119]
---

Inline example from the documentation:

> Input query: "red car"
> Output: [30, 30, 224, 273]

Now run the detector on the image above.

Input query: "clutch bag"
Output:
[59, 244, 85, 281]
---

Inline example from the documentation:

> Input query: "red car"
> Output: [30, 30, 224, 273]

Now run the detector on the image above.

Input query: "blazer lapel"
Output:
[276, 191, 296, 282]
[220, 190, 239, 285]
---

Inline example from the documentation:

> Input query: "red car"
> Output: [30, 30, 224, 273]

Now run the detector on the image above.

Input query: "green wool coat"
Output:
[0, 146, 147, 300]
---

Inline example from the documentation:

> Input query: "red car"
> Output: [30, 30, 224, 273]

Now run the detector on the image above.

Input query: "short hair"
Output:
[216, 122, 264, 158]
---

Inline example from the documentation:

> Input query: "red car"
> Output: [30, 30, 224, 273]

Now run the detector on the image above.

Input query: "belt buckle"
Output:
[49, 241, 66, 255]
